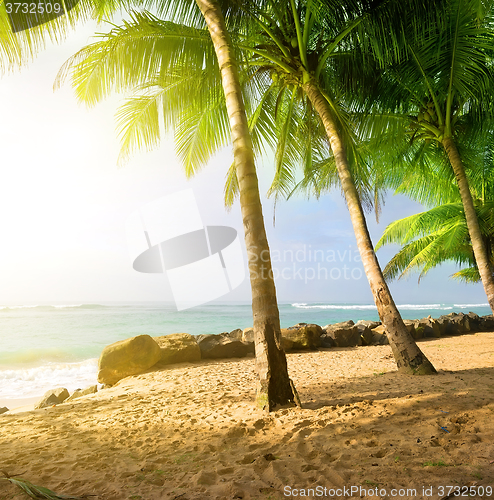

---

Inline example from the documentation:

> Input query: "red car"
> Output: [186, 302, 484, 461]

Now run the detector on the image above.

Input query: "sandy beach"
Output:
[1, 331, 494, 500]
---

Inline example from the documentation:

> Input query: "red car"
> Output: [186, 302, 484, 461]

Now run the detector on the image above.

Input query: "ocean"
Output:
[0, 302, 490, 404]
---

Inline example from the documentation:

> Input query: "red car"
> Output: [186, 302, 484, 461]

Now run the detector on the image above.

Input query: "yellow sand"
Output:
[1, 332, 494, 500]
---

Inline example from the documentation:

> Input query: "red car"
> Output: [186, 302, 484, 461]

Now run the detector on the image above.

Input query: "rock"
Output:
[436, 315, 454, 336]
[319, 334, 335, 348]
[323, 320, 354, 330]
[65, 385, 98, 403]
[413, 316, 441, 338]
[84, 385, 98, 395]
[356, 323, 373, 346]
[438, 313, 469, 336]
[0, 407, 9, 415]
[97, 334, 162, 385]
[356, 320, 381, 330]
[242, 327, 254, 343]
[66, 389, 83, 402]
[281, 323, 322, 351]
[324, 320, 361, 347]
[197, 333, 254, 359]
[224, 329, 243, 341]
[35, 394, 60, 409]
[35, 387, 69, 409]
[371, 332, 389, 345]
[466, 312, 482, 332]
[153, 333, 201, 366]
[51, 387, 70, 402]
[481, 314, 494, 331]
[403, 320, 420, 340]
[371, 325, 389, 345]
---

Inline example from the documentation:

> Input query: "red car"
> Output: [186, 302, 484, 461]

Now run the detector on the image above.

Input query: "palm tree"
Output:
[359, 0, 494, 312]
[376, 129, 494, 284]
[193, 0, 297, 410]
[227, 0, 437, 374]
[56, 4, 297, 410]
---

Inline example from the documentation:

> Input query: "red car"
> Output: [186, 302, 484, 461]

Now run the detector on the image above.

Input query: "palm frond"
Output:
[55, 11, 214, 106]
[2, 475, 92, 500]
[224, 161, 239, 209]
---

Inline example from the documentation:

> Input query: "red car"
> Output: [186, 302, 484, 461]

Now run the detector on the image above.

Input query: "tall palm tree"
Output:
[228, 0, 437, 374]
[359, 0, 494, 312]
[56, 4, 297, 410]
[193, 0, 297, 410]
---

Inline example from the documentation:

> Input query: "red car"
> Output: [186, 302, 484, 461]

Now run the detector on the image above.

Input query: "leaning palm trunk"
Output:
[442, 137, 494, 312]
[195, 0, 297, 410]
[303, 79, 436, 375]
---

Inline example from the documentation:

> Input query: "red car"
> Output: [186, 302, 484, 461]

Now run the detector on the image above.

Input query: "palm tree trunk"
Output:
[443, 137, 494, 312]
[195, 0, 297, 410]
[303, 79, 436, 375]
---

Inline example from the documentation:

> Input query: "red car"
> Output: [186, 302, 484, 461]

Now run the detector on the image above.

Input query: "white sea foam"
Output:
[0, 359, 98, 399]
[290, 303, 467, 311]
[453, 303, 489, 308]
[52, 304, 84, 308]
[0, 303, 104, 311]
[291, 303, 377, 310]
[0, 304, 40, 310]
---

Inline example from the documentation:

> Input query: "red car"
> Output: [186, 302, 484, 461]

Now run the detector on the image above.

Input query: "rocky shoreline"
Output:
[3, 311, 489, 414]
[97, 311, 492, 386]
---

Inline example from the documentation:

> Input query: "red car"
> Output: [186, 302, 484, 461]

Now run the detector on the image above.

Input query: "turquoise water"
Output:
[0, 302, 490, 400]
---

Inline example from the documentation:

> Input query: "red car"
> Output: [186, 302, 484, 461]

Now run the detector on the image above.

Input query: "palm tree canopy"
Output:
[376, 200, 494, 283]
[55, 0, 445, 208]
[376, 132, 494, 283]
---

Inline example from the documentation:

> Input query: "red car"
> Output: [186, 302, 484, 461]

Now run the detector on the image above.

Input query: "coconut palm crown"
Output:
[356, 0, 494, 311]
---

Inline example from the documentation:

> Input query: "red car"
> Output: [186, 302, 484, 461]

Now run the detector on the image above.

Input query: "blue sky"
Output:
[0, 19, 487, 306]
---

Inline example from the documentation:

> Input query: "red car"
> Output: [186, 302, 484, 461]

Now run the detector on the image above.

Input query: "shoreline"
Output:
[0, 396, 40, 413]
[1, 310, 491, 414]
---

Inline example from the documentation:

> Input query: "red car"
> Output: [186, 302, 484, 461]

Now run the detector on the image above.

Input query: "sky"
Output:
[0, 18, 487, 307]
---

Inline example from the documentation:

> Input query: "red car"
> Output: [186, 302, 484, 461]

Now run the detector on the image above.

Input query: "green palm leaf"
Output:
[3, 475, 93, 500]
[377, 200, 494, 283]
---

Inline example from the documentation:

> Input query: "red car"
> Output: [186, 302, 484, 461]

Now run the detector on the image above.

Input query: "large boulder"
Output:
[197, 333, 254, 359]
[0, 407, 9, 415]
[412, 316, 441, 338]
[323, 320, 361, 347]
[281, 323, 322, 351]
[319, 334, 335, 348]
[438, 313, 470, 336]
[35, 387, 70, 409]
[97, 334, 162, 385]
[153, 333, 201, 366]
[426, 316, 442, 338]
